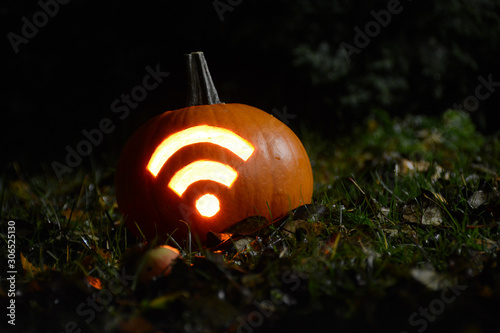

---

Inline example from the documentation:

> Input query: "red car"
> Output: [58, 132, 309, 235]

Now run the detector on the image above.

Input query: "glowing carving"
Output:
[146, 125, 255, 218]
[147, 125, 254, 177]
[196, 194, 220, 217]
[168, 160, 237, 196]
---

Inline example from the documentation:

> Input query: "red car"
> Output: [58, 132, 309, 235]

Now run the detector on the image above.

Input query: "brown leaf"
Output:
[9, 180, 37, 201]
[281, 219, 325, 239]
[399, 158, 430, 174]
[86, 275, 102, 290]
[119, 314, 164, 333]
[401, 189, 445, 226]
[206, 231, 234, 248]
[21, 253, 47, 278]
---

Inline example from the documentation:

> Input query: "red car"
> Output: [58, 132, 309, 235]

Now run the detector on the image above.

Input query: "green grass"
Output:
[1, 109, 500, 333]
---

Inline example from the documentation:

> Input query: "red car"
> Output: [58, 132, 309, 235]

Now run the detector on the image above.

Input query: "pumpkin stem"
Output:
[185, 52, 222, 106]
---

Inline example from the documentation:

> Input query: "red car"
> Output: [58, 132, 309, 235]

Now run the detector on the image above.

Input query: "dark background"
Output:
[2, 0, 500, 176]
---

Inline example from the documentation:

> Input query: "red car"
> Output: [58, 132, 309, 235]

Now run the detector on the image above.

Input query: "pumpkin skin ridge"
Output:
[115, 103, 313, 244]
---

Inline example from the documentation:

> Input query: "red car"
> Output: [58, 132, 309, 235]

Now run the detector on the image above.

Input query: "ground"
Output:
[1, 109, 500, 333]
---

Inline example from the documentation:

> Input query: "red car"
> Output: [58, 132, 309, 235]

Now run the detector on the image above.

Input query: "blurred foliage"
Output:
[283, 0, 500, 134]
[2, 0, 500, 171]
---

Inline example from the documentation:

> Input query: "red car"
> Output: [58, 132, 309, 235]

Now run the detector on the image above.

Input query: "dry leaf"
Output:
[410, 267, 452, 291]
[86, 275, 102, 290]
[468, 190, 488, 209]
[281, 219, 325, 239]
[401, 190, 445, 226]
[21, 253, 47, 278]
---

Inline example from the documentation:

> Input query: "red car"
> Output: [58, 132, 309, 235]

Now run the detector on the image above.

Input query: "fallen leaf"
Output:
[21, 253, 47, 278]
[400, 158, 430, 174]
[86, 275, 102, 290]
[410, 267, 452, 291]
[141, 291, 190, 310]
[281, 219, 325, 240]
[206, 231, 234, 248]
[61, 209, 86, 222]
[468, 190, 489, 209]
[401, 190, 445, 226]
[422, 205, 443, 226]
[119, 313, 163, 333]
[9, 180, 37, 201]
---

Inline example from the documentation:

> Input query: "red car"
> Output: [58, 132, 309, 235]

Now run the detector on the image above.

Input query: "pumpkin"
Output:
[115, 52, 313, 245]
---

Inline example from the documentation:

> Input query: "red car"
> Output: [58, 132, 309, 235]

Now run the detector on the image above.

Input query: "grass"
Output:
[1, 109, 500, 333]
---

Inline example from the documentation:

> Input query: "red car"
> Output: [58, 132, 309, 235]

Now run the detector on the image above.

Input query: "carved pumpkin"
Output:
[115, 52, 313, 245]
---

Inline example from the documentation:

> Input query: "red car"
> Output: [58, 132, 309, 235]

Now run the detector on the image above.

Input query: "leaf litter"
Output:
[1, 110, 500, 332]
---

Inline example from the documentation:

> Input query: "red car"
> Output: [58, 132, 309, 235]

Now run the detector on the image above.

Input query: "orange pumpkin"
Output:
[115, 52, 313, 245]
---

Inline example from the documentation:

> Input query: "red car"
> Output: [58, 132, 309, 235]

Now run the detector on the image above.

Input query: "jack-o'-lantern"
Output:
[115, 52, 313, 245]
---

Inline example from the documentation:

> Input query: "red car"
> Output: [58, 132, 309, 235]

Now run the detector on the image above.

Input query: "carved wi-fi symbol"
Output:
[147, 125, 255, 217]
